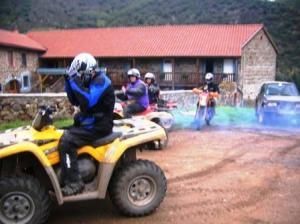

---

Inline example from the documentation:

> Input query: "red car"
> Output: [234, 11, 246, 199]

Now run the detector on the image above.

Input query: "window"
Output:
[21, 53, 27, 67]
[8, 51, 13, 66]
[265, 83, 299, 96]
[163, 60, 172, 73]
[223, 59, 234, 74]
[162, 60, 173, 81]
[20, 72, 31, 93]
[23, 75, 29, 88]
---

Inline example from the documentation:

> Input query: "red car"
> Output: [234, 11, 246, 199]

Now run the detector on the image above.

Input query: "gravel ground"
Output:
[49, 126, 300, 224]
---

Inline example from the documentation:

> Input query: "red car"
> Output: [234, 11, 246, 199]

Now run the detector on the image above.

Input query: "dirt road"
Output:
[49, 127, 300, 224]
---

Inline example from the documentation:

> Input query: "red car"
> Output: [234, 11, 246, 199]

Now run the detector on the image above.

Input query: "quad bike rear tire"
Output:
[109, 160, 167, 216]
[0, 176, 51, 224]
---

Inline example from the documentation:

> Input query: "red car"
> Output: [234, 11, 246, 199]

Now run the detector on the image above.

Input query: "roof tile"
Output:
[27, 24, 264, 58]
[0, 29, 46, 51]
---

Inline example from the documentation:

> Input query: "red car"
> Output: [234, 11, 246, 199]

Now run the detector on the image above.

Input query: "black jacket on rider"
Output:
[201, 83, 220, 93]
[147, 83, 160, 104]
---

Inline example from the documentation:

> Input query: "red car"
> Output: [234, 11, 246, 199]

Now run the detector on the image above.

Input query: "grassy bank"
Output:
[0, 118, 73, 131]
[0, 106, 256, 131]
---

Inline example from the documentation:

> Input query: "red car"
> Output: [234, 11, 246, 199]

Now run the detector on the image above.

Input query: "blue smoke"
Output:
[172, 106, 300, 131]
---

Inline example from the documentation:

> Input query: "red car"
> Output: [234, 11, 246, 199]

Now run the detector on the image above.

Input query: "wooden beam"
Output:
[39, 75, 49, 93]
[38, 74, 43, 93]
[196, 58, 200, 86]
[171, 58, 175, 90]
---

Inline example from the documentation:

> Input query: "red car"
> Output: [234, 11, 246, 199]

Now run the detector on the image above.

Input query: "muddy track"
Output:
[158, 131, 299, 222]
[49, 128, 300, 224]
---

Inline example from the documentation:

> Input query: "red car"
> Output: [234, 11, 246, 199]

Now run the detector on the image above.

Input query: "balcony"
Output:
[108, 71, 236, 89]
[36, 68, 236, 91]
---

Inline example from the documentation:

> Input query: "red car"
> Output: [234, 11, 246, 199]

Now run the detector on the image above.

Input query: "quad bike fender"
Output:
[0, 142, 51, 167]
[0, 142, 64, 205]
[144, 111, 174, 131]
[144, 111, 173, 122]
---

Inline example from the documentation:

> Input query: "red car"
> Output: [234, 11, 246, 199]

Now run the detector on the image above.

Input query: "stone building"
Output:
[240, 29, 277, 99]
[0, 24, 277, 100]
[0, 29, 45, 93]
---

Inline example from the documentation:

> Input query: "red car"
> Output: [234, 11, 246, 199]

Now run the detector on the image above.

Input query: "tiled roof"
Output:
[27, 24, 264, 58]
[0, 29, 46, 51]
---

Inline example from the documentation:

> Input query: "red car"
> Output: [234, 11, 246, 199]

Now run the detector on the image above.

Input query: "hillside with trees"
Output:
[0, 0, 299, 86]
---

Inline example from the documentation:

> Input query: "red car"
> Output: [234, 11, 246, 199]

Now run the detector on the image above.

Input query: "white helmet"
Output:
[68, 53, 97, 75]
[127, 68, 140, 78]
[205, 73, 214, 83]
[144, 72, 155, 81]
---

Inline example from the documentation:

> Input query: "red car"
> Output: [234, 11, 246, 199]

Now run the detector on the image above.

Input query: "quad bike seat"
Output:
[136, 106, 153, 116]
[91, 132, 122, 147]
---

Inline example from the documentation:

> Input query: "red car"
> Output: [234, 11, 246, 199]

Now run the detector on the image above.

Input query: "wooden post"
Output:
[172, 58, 175, 90]
[132, 58, 136, 68]
[234, 58, 238, 82]
[39, 74, 43, 93]
[40, 75, 49, 93]
[196, 58, 200, 86]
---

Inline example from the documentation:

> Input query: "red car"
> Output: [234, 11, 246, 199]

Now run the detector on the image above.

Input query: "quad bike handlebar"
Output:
[32, 105, 57, 131]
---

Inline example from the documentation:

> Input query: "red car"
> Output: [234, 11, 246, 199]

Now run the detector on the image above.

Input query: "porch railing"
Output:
[108, 71, 236, 89]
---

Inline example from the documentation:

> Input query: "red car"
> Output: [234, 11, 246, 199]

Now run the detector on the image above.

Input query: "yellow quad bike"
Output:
[0, 106, 168, 224]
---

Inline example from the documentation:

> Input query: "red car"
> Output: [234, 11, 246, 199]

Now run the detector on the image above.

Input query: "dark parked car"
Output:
[255, 81, 300, 124]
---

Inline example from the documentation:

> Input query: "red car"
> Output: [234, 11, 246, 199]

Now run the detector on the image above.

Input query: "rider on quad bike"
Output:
[122, 68, 149, 118]
[0, 105, 168, 223]
[144, 72, 177, 111]
[144, 72, 160, 105]
[192, 73, 220, 127]
[60, 52, 115, 196]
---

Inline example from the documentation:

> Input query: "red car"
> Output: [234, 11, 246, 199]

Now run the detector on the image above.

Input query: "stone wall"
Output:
[240, 29, 277, 100]
[0, 86, 241, 122]
[0, 93, 74, 122]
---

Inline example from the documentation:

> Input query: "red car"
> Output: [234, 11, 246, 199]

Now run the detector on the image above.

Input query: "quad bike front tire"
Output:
[151, 115, 174, 132]
[146, 127, 168, 150]
[158, 127, 168, 150]
[0, 176, 51, 224]
[109, 160, 167, 216]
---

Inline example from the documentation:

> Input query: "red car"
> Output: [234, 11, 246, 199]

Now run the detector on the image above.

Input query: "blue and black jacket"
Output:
[65, 72, 115, 132]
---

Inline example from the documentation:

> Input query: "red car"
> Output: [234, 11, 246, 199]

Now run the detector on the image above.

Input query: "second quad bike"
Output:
[114, 100, 175, 132]
[0, 106, 168, 224]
